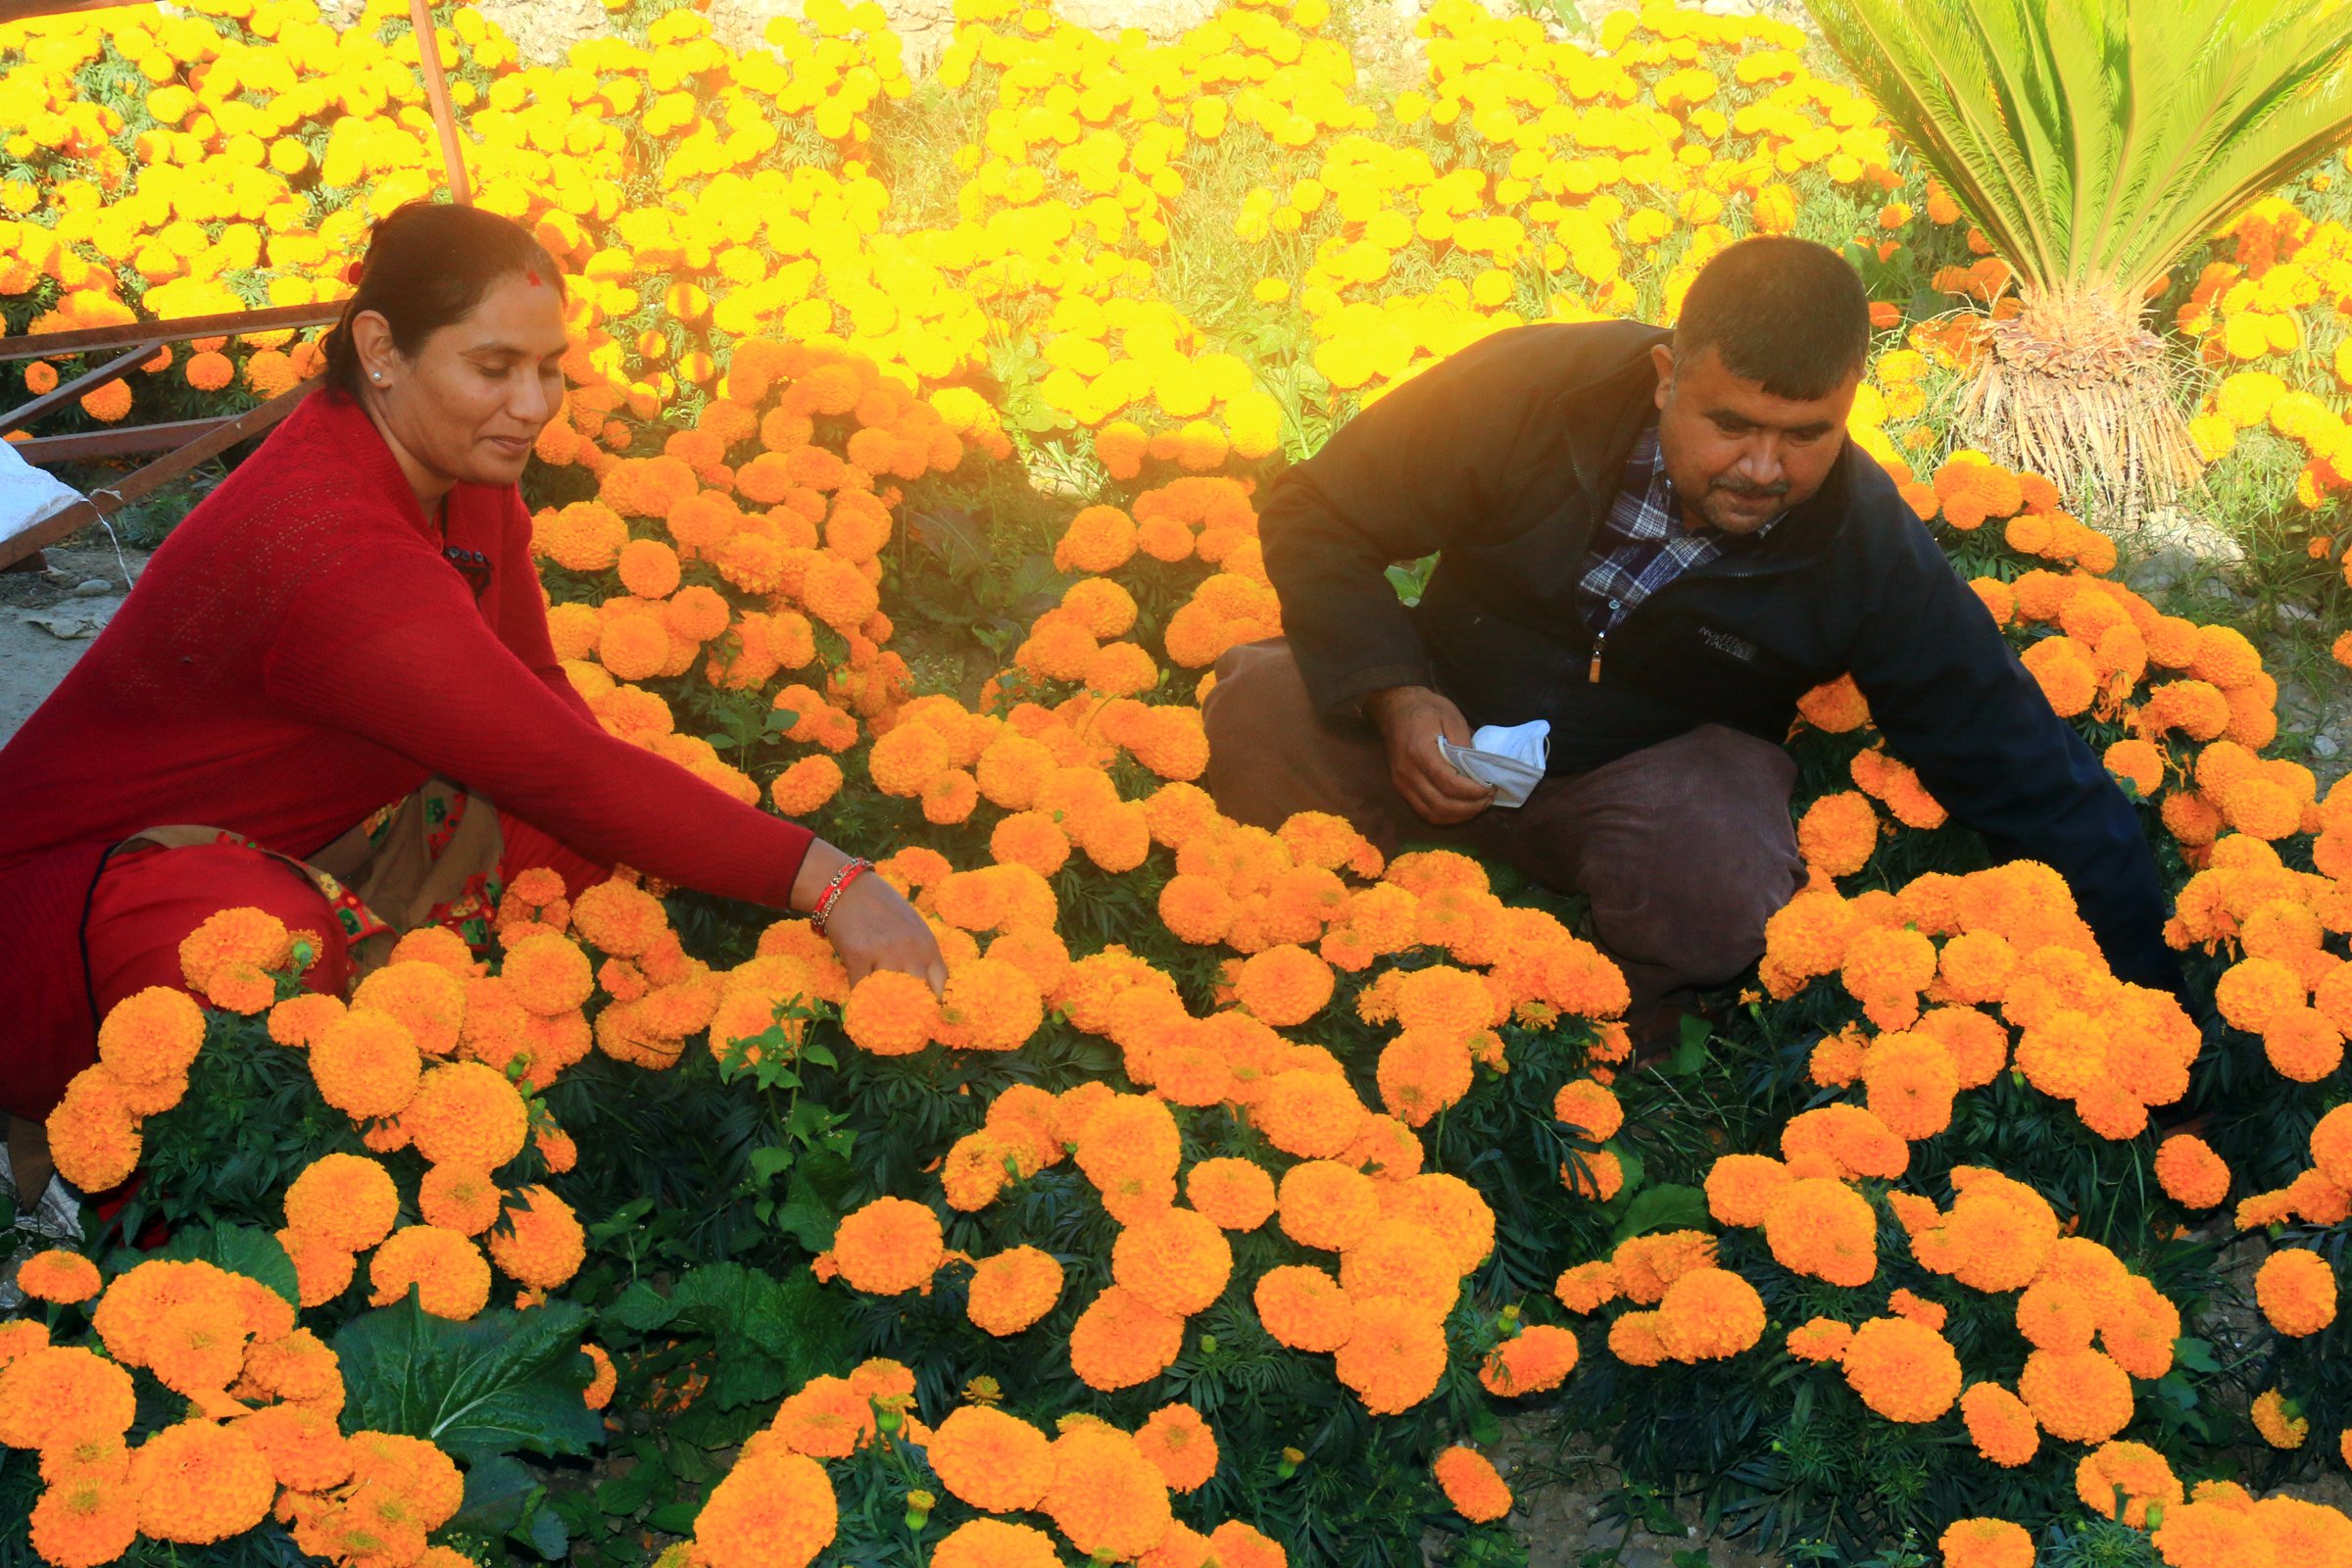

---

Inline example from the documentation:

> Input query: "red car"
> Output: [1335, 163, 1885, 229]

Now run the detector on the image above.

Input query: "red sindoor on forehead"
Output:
[524, 270, 542, 286]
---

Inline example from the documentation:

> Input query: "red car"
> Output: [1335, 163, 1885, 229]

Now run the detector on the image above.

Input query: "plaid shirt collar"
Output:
[1575, 421, 1783, 636]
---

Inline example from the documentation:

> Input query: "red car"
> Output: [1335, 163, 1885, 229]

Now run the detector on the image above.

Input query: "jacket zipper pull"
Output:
[1588, 627, 1606, 684]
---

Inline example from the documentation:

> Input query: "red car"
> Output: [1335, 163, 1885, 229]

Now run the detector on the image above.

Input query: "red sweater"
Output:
[0, 390, 814, 1115]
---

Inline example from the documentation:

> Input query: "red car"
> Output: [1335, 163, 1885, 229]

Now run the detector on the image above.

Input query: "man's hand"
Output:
[1365, 685, 1494, 826]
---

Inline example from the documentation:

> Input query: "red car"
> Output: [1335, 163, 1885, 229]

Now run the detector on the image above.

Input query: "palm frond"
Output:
[1806, 0, 2352, 302]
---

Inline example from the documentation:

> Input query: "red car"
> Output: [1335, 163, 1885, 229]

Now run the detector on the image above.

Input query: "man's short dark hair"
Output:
[1672, 236, 1871, 401]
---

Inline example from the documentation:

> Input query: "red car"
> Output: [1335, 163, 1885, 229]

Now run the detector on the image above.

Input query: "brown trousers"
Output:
[1200, 640, 1805, 1025]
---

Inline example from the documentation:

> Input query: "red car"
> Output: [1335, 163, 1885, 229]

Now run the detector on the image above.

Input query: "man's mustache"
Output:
[1710, 480, 1789, 499]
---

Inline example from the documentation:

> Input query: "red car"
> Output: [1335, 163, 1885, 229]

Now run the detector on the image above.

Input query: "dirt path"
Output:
[0, 543, 144, 745]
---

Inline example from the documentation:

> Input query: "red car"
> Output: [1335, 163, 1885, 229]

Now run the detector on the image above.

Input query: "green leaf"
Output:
[158, 1223, 299, 1307]
[2174, 1336, 2220, 1373]
[596, 1263, 846, 1409]
[452, 1453, 538, 1537]
[332, 1295, 603, 1467]
[645, 1500, 703, 1536]
[1610, 1183, 1712, 1246]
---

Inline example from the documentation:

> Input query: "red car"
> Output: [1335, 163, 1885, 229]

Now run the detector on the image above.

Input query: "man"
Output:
[1203, 236, 2176, 1041]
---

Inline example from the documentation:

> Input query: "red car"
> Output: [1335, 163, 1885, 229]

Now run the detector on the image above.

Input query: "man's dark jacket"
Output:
[1256, 318, 2178, 992]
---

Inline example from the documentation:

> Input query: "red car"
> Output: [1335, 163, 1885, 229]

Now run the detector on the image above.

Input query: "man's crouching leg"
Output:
[1202, 639, 1427, 853]
[1498, 724, 1806, 1045]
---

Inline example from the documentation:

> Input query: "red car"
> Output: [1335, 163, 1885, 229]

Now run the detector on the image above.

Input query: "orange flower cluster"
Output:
[1760, 863, 2198, 1143]
[0, 1251, 471, 1568]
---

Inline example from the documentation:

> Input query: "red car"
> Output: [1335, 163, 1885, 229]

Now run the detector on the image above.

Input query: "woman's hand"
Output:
[792, 840, 947, 995]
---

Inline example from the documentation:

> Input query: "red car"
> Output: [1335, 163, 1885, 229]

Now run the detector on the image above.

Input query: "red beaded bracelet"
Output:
[810, 857, 875, 934]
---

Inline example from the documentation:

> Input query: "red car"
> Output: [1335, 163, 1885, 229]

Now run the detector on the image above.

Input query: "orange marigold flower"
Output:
[95, 985, 207, 1089]
[2018, 1347, 2134, 1444]
[178, 906, 293, 1013]
[769, 1375, 875, 1459]
[1070, 1285, 1186, 1390]
[1136, 1403, 1219, 1494]
[1233, 944, 1335, 1026]
[1705, 1153, 1793, 1228]
[1960, 1381, 2039, 1467]
[351, 960, 467, 1057]
[0, 1347, 136, 1451]
[487, 1186, 586, 1291]
[1252, 1068, 1369, 1158]
[16, 1250, 101, 1305]
[1277, 1159, 1381, 1251]
[268, 991, 346, 1049]
[310, 1008, 423, 1122]
[283, 1152, 400, 1252]
[2153, 1133, 2230, 1209]
[1478, 1324, 1580, 1396]
[941, 959, 1045, 1053]
[1334, 1296, 1448, 1415]
[368, 1225, 492, 1319]
[1796, 791, 1880, 877]
[2256, 1248, 2338, 1337]
[130, 1419, 275, 1544]
[2252, 1387, 2308, 1449]
[965, 1246, 1064, 1336]
[405, 1060, 529, 1169]
[690, 1446, 836, 1568]
[1762, 1177, 1879, 1287]
[927, 1404, 1054, 1512]
[833, 1198, 946, 1296]
[1838, 1316, 1962, 1423]
[1432, 1446, 1511, 1523]
[932, 1519, 1061, 1568]
[1786, 1317, 1852, 1362]
[2076, 1439, 2182, 1526]
[582, 1344, 615, 1411]
[1254, 1264, 1356, 1352]
[1551, 1078, 1624, 1142]
[1187, 1157, 1277, 1231]
[1113, 1206, 1234, 1318]
[842, 970, 941, 1055]
[1039, 1425, 1172, 1562]
[1553, 1261, 1620, 1315]
[31, 1468, 141, 1568]
[276, 1225, 358, 1308]
[501, 932, 594, 1016]
[1936, 1518, 2034, 1568]
[1655, 1267, 1767, 1362]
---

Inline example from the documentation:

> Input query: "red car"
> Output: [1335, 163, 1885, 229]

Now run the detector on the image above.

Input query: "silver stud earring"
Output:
[371, 371, 384, 383]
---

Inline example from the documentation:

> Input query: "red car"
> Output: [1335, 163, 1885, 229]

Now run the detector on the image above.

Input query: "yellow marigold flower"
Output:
[1253, 1264, 1356, 1351]
[368, 1226, 492, 1320]
[16, 1250, 100, 1305]
[965, 1246, 1063, 1337]
[926, 1404, 1054, 1512]
[1432, 1446, 1510, 1522]
[283, 1152, 399, 1252]
[130, 1419, 275, 1544]
[832, 1197, 945, 1297]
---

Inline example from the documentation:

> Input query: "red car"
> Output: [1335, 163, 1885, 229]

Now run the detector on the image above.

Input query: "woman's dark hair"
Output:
[1672, 235, 1871, 402]
[321, 200, 565, 398]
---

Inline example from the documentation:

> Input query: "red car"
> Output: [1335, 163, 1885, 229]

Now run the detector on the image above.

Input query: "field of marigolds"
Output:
[6, 0, 2352, 1563]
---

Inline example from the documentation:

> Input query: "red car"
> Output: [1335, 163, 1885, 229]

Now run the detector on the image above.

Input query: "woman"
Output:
[0, 202, 942, 1178]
